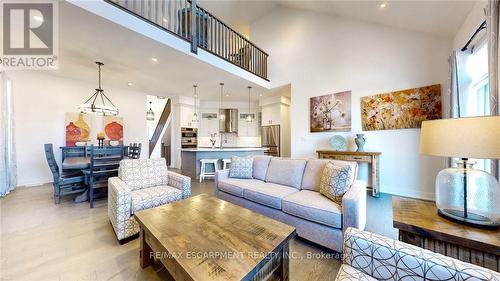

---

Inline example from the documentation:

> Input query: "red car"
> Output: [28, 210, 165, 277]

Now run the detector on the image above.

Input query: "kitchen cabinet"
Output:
[180, 105, 198, 129]
[261, 104, 281, 126]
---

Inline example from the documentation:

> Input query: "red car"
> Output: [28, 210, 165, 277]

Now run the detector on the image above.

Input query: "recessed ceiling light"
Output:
[127, 82, 133, 87]
[163, 18, 168, 23]
[259, 94, 263, 97]
[151, 57, 158, 63]
[380, 2, 387, 8]
[225, 94, 229, 97]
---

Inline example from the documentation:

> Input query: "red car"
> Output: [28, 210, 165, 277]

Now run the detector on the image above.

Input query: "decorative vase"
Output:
[355, 134, 366, 152]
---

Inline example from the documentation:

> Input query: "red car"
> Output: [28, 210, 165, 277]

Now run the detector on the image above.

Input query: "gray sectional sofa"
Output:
[215, 156, 367, 252]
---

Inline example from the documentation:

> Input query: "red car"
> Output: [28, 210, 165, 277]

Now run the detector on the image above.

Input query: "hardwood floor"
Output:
[0, 180, 396, 281]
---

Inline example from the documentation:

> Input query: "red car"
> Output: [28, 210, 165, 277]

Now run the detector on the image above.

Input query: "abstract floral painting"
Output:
[103, 116, 123, 144]
[65, 112, 91, 146]
[310, 91, 351, 132]
[361, 84, 441, 131]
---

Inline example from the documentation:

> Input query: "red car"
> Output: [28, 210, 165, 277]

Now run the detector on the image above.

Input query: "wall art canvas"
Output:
[103, 116, 123, 144]
[310, 91, 351, 132]
[361, 84, 441, 131]
[65, 112, 91, 146]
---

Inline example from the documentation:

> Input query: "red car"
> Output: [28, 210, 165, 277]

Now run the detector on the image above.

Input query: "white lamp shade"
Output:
[420, 116, 500, 159]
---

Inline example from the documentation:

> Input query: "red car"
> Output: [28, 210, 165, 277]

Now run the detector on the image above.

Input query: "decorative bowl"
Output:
[329, 135, 347, 151]
[75, 141, 87, 147]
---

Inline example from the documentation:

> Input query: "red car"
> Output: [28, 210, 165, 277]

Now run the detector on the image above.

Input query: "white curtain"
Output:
[0, 72, 17, 196]
[486, 0, 500, 180]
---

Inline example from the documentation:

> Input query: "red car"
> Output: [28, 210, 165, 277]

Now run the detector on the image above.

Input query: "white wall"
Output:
[251, 6, 452, 199]
[9, 71, 149, 187]
[453, 1, 488, 50]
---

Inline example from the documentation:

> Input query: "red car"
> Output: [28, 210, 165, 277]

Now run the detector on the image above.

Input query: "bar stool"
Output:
[222, 158, 231, 170]
[199, 159, 219, 183]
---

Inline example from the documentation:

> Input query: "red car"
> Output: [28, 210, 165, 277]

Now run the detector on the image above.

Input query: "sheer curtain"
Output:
[486, 0, 500, 180]
[0, 72, 17, 196]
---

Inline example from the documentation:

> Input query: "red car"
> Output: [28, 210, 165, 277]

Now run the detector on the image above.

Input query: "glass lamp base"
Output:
[438, 208, 500, 228]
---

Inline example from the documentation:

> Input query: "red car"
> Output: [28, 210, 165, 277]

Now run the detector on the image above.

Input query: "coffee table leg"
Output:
[140, 229, 153, 268]
[276, 242, 289, 281]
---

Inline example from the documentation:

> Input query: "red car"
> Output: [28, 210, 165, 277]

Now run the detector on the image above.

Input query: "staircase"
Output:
[149, 99, 172, 157]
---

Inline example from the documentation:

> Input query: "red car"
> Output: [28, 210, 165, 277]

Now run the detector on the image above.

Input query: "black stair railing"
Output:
[106, 0, 268, 80]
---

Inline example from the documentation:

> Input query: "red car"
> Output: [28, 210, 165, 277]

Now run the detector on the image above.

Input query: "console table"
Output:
[393, 196, 500, 272]
[317, 150, 381, 197]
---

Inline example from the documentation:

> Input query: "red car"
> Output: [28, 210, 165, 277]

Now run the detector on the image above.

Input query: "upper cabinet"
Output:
[260, 96, 290, 126]
[261, 104, 282, 126]
[179, 105, 198, 129]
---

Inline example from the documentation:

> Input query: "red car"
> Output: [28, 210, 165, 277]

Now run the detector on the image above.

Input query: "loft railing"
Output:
[106, 0, 269, 80]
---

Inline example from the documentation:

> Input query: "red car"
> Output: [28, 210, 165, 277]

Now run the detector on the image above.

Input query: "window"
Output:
[461, 41, 491, 172]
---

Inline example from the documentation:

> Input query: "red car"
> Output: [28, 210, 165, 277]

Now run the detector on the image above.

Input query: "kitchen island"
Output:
[180, 147, 268, 179]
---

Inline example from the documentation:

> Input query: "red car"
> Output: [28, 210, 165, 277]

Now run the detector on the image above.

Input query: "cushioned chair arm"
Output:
[342, 180, 367, 231]
[342, 227, 500, 280]
[108, 177, 132, 228]
[168, 171, 191, 199]
[215, 169, 230, 191]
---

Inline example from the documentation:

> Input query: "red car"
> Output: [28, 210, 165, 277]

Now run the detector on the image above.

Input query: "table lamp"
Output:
[420, 116, 500, 228]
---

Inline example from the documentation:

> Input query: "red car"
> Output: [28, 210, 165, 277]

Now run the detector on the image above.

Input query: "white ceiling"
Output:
[198, 0, 478, 38]
[53, 2, 270, 102]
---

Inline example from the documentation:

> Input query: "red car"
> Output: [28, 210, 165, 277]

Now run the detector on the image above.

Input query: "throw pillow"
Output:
[229, 156, 253, 179]
[319, 162, 355, 205]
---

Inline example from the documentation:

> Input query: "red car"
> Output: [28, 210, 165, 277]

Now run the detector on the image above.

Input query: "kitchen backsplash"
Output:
[198, 135, 261, 147]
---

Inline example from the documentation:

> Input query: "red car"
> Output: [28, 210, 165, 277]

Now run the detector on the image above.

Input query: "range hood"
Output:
[219, 109, 238, 133]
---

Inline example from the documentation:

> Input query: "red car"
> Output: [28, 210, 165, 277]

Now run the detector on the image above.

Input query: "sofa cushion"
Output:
[218, 178, 266, 198]
[265, 158, 307, 189]
[229, 156, 253, 179]
[320, 162, 356, 205]
[282, 190, 342, 228]
[119, 158, 169, 191]
[243, 182, 299, 209]
[252, 155, 272, 181]
[130, 185, 182, 214]
[302, 159, 358, 191]
[335, 264, 377, 281]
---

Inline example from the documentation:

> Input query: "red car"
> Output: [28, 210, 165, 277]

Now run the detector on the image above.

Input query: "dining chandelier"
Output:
[78, 62, 119, 116]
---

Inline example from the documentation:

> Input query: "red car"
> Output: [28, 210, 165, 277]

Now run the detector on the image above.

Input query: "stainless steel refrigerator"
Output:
[261, 125, 280, 157]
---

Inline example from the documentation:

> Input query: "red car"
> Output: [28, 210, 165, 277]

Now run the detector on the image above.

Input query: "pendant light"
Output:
[246, 86, 253, 123]
[146, 101, 155, 121]
[219, 83, 225, 120]
[78, 62, 119, 116]
[192, 85, 199, 122]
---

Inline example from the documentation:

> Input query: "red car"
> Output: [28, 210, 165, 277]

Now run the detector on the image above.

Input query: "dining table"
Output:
[60, 145, 130, 171]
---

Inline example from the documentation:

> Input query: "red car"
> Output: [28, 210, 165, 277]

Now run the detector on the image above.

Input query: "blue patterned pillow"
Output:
[229, 156, 253, 179]
[319, 162, 354, 205]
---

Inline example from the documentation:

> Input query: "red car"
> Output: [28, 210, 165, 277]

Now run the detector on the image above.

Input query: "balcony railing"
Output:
[106, 0, 269, 80]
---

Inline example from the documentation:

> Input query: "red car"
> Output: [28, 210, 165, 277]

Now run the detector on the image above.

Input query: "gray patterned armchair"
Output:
[336, 228, 500, 281]
[108, 158, 191, 241]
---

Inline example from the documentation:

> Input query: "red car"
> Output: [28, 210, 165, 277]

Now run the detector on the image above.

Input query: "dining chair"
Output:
[85, 145, 124, 208]
[44, 144, 86, 204]
[128, 143, 141, 159]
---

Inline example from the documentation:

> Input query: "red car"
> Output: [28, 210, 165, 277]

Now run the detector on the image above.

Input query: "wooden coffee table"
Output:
[134, 194, 296, 281]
